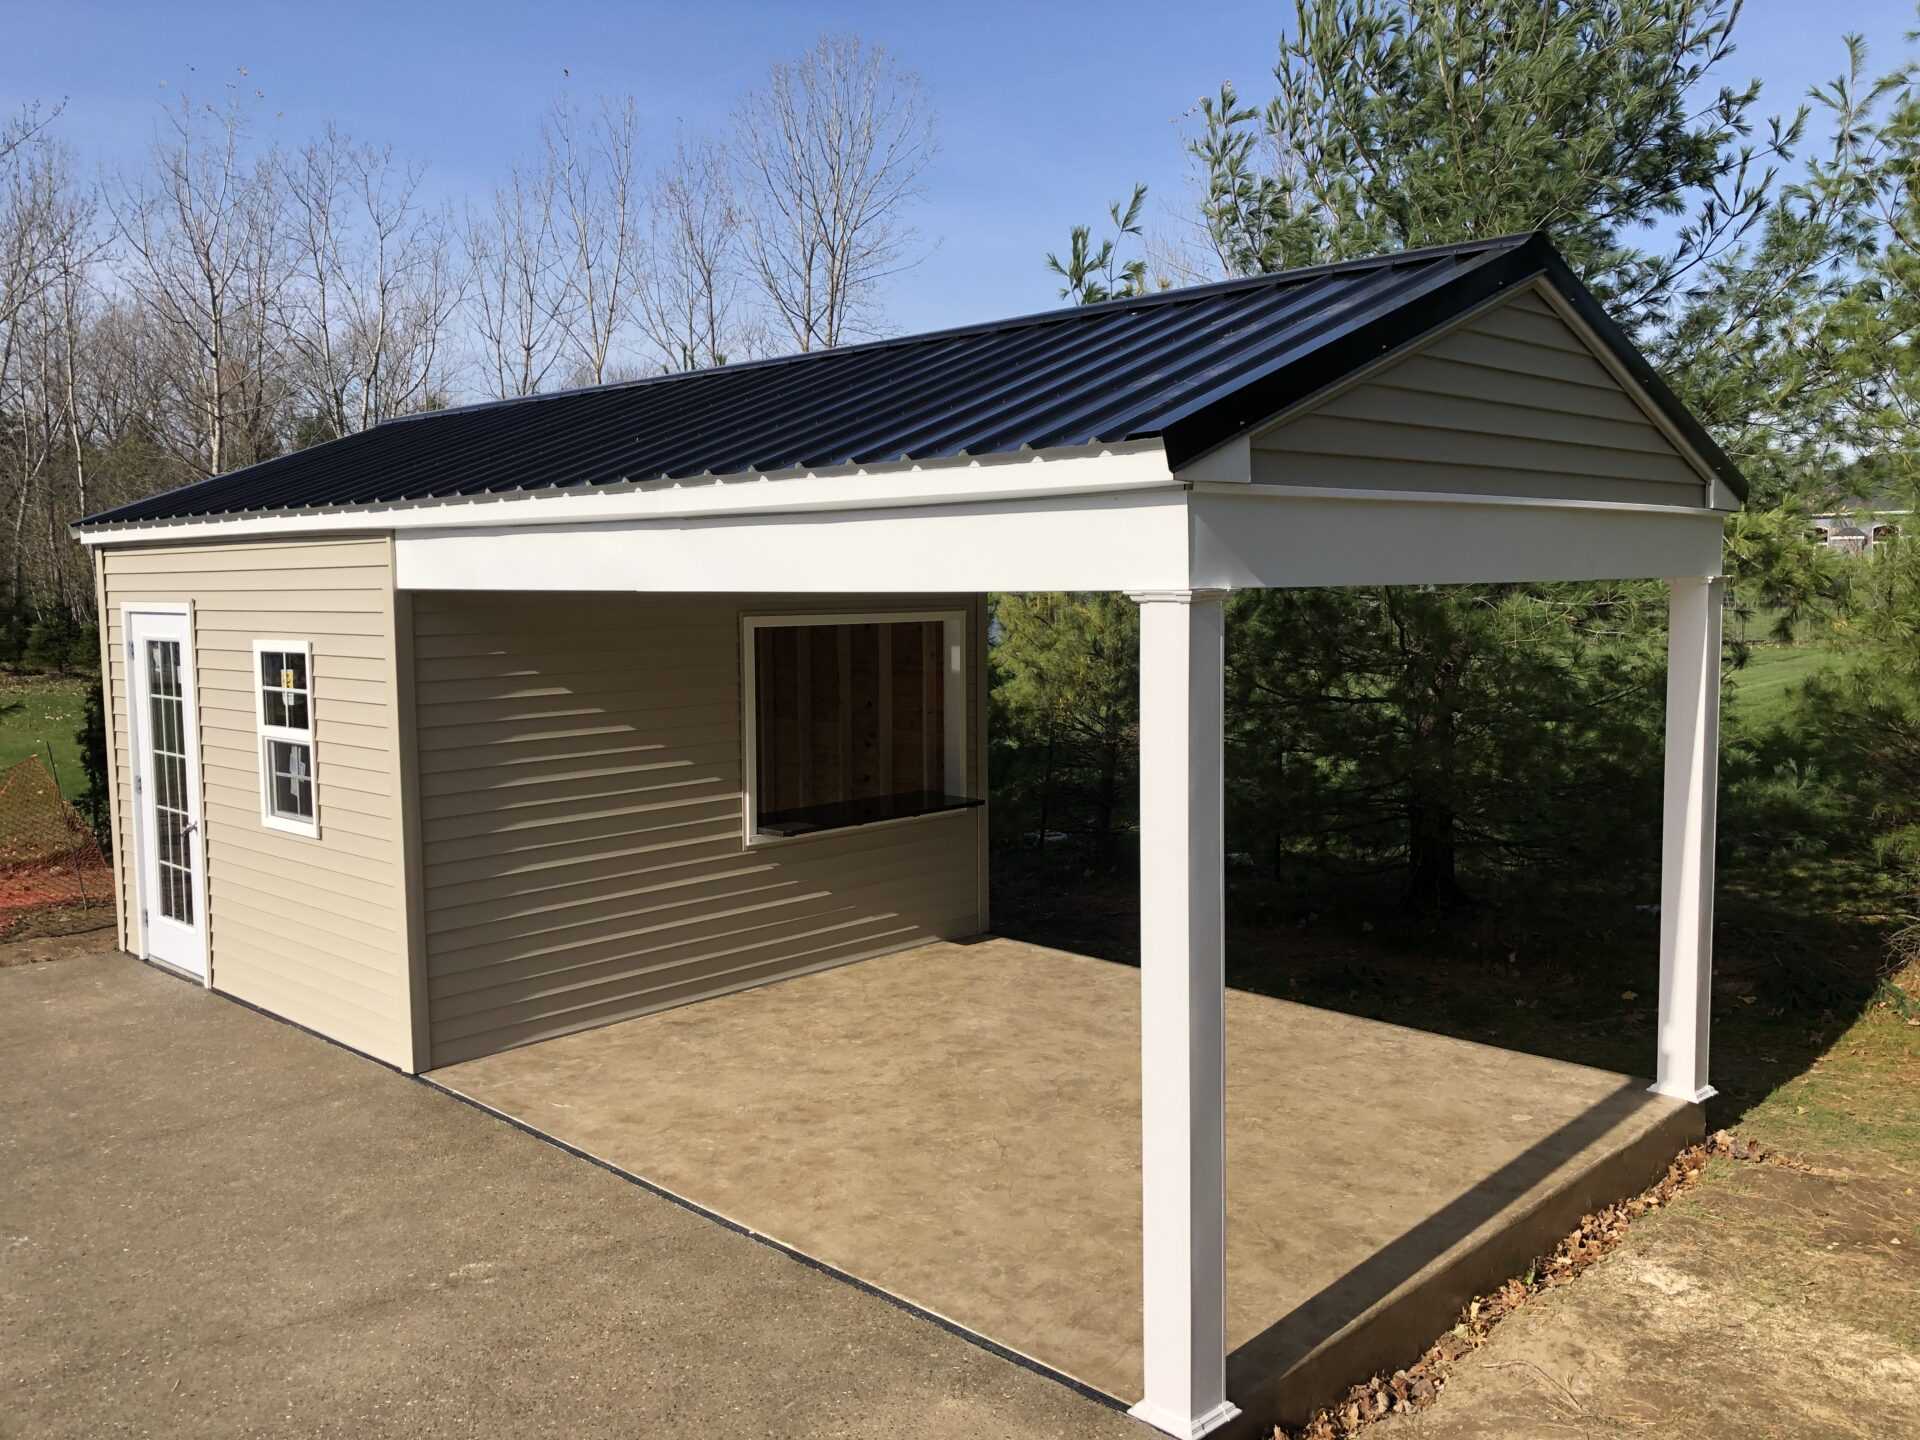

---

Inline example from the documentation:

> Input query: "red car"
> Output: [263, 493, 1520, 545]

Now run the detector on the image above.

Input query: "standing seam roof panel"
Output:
[75, 233, 1747, 526]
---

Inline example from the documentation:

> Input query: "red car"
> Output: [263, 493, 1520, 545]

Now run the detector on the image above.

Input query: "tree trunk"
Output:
[1403, 630, 1471, 914]
[1094, 733, 1120, 871]
[1404, 791, 1465, 913]
[1036, 716, 1057, 853]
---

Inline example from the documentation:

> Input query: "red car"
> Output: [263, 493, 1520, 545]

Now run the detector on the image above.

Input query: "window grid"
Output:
[145, 639, 194, 924]
[254, 640, 318, 836]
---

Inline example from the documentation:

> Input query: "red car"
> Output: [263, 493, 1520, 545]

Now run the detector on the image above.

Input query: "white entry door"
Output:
[127, 606, 207, 979]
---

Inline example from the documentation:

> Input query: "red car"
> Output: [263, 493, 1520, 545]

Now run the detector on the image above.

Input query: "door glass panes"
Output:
[145, 639, 193, 924]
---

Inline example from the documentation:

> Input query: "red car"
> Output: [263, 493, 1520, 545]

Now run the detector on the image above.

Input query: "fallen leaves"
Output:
[1275, 1131, 1801, 1439]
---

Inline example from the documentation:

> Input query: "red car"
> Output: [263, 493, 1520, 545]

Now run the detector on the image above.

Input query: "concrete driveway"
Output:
[0, 943, 1136, 1439]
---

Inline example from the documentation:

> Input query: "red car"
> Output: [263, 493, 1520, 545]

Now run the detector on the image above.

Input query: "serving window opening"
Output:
[744, 611, 976, 840]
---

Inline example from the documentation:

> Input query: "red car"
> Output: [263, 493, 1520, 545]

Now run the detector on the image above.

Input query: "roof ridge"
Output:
[383, 232, 1543, 427]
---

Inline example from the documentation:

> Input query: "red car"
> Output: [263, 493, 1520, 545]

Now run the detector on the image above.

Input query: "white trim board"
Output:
[1190, 489, 1726, 589]
[394, 486, 1723, 596]
[250, 638, 322, 840]
[396, 489, 1197, 595]
[76, 443, 1178, 548]
[119, 600, 212, 986]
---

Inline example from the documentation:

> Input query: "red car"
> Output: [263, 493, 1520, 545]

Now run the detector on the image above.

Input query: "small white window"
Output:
[253, 640, 319, 837]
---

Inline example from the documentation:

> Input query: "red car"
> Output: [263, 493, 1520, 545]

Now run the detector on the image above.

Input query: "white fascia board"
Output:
[1190, 485, 1725, 589]
[396, 487, 1196, 595]
[76, 442, 1175, 548]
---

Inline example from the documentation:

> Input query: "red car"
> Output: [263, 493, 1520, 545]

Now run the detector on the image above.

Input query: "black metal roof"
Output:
[77, 231, 1743, 529]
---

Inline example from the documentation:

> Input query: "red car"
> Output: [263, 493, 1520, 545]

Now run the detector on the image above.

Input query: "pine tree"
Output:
[992, 592, 1140, 866]
[1036, 0, 1860, 910]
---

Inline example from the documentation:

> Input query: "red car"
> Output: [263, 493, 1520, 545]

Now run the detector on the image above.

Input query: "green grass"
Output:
[1728, 643, 1837, 729]
[0, 673, 93, 802]
[1739, 985, 1920, 1166]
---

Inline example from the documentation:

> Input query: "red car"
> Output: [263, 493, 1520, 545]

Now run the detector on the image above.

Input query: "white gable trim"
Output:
[1527, 281, 1729, 508]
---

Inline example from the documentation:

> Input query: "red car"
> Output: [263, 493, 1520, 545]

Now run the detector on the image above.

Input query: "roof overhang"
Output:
[382, 484, 1723, 595]
[73, 442, 1180, 548]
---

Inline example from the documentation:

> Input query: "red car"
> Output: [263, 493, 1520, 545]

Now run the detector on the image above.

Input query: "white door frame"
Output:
[123, 601, 210, 984]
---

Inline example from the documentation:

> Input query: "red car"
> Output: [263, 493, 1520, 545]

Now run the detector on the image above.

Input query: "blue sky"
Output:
[6, 1, 1915, 338]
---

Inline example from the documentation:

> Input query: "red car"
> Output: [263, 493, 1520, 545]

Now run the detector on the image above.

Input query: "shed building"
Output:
[78, 232, 1736, 1439]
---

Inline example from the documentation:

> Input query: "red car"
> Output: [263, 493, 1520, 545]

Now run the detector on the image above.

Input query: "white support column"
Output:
[1127, 588, 1237, 1440]
[1654, 575, 1723, 1103]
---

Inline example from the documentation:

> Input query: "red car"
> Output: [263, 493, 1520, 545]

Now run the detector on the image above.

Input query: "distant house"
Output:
[1812, 499, 1906, 552]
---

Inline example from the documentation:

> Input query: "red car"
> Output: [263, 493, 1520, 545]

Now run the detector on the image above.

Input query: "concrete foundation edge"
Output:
[1217, 1097, 1705, 1437]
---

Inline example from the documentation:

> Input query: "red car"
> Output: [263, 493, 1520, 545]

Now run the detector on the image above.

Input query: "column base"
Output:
[1127, 1398, 1241, 1439]
[1647, 1081, 1717, 1104]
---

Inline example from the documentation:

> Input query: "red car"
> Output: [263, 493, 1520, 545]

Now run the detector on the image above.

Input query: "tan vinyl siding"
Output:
[415, 591, 985, 1067]
[101, 536, 415, 1068]
[1251, 287, 1709, 505]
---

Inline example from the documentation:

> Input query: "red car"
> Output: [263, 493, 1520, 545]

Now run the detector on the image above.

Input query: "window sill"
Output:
[751, 791, 983, 844]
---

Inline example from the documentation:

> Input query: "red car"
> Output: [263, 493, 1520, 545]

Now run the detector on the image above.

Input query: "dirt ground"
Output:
[0, 918, 113, 966]
[1354, 984, 1920, 1440]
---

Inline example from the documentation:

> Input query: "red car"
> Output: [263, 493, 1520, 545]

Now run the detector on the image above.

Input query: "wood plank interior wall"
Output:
[413, 591, 986, 1067]
[100, 537, 414, 1067]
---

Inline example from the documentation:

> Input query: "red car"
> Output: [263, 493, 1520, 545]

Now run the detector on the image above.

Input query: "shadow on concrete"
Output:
[1222, 1079, 1691, 1426]
[988, 853, 1886, 1139]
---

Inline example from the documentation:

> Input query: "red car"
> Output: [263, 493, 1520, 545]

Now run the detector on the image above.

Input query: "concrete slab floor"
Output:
[432, 938, 1702, 1427]
[1, 946, 1140, 1439]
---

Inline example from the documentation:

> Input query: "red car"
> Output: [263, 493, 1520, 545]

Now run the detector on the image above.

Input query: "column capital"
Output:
[1126, 587, 1231, 607]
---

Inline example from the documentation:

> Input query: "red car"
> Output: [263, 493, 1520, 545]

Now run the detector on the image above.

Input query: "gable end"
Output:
[1246, 284, 1720, 509]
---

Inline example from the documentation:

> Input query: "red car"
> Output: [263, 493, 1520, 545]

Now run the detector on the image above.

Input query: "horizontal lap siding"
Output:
[415, 591, 984, 1067]
[101, 537, 413, 1067]
[1252, 288, 1708, 505]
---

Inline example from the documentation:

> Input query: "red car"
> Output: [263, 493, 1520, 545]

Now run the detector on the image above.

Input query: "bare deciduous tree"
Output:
[44, 162, 106, 613]
[110, 91, 292, 477]
[283, 126, 462, 436]
[734, 34, 937, 352]
[0, 106, 64, 437]
[0, 39, 939, 632]
[637, 132, 761, 370]
[2, 132, 96, 626]
[547, 96, 645, 386]
[465, 160, 569, 398]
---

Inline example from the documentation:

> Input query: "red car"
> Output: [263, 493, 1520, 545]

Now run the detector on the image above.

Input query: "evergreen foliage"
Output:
[1024, 0, 1863, 909]
[76, 674, 108, 847]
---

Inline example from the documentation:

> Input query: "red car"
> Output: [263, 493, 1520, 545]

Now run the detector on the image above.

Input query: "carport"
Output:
[78, 232, 1736, 1438]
